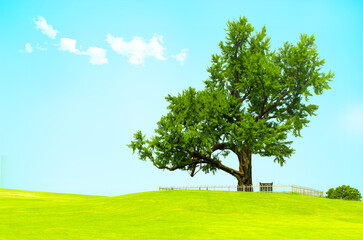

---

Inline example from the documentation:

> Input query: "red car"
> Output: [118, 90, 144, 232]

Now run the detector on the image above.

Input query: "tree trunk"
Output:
[237, 147, 253, 192]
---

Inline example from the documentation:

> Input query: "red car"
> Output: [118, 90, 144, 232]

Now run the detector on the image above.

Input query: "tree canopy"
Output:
[127, 16, 334, 188]
[326, 185, 362, 201]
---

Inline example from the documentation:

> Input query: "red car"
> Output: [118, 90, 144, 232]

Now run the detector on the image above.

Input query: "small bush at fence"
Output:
[325, 185, 362, 201]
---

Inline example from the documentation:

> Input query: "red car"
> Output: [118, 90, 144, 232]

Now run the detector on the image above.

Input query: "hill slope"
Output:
[0, 188, 362, 239]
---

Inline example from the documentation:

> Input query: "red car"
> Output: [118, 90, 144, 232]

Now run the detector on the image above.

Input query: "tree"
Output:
[127, 16, 334, 191]
[326, 185, 362, 201]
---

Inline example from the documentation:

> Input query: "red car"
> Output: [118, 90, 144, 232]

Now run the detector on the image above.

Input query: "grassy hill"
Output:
[0, 188, 362, 239]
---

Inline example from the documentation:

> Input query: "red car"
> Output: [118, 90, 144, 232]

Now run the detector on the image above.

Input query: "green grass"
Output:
[1, 188, 362, 239]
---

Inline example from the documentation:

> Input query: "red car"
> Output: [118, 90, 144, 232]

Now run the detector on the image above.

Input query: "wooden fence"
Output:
[159, 184, 324, 197]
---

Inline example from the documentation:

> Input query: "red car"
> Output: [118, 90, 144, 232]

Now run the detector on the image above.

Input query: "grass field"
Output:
[0, 188, 362, 239]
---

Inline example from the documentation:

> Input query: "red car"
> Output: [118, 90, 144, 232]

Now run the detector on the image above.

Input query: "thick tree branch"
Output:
[232, 33, 242, 97]
[285, 97, 299, 113]
[240, 87, 251, 104]
[260, 95, 268, 116]
[255, 76, 314, 121]
[175, 146, 242, 178]
[254, 63, 318, 121]
[258, 75, 267, 117]
[147, 153, 209, 172]
[211, 142, 229, 152]
[234, 48, 240, 91]
[154, 140, 237, 177]
[195, 151, 242, 178]
[235, 87, 252, 122]
[190, 163, 202, 177]
[254, 88, 291, 121]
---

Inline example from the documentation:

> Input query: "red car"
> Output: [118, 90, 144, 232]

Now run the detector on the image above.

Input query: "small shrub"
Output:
[325, 185, 362, 201]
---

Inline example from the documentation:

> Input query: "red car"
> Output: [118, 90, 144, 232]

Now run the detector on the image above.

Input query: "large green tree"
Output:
[127, 17, 334, 190]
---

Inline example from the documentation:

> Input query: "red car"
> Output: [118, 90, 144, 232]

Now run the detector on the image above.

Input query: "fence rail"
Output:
[159, 184, 324, 197]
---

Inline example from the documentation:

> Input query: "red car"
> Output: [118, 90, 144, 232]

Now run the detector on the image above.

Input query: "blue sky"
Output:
[0, 0, 362, 196]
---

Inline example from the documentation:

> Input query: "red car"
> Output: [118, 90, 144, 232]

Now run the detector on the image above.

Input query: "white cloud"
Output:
[81, 47, 108, 65]
[34, 16, 59, 39]
[58, 37, 107, 65]
[25, 43, 33, 53]
[59, 38, 80, 54]
[36, 43, 47, 51]
[341, 104, 363, 135]
[106, 33, 167, 65]
[173, 49, 187, 65]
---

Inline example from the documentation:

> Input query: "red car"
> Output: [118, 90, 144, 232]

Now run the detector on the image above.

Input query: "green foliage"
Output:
[127, 16, 334, 179]
[326, 185, 362, 201]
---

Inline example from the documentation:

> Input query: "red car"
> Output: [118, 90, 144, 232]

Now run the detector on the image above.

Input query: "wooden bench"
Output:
[259, 182, 273, 192]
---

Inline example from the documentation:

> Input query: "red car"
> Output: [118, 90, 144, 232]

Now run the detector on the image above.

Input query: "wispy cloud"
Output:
[106, 34, 167, 65]
[59, 38, 80, 54]
[34, 16, 59, 39]
[25, 43, 33, 53]
[28, 17, 185, 66]
[58, 38, 108, 65]
[81, 47, 108, 65]
[173, 49, 187, 65]
[36, 43, 47, 51]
